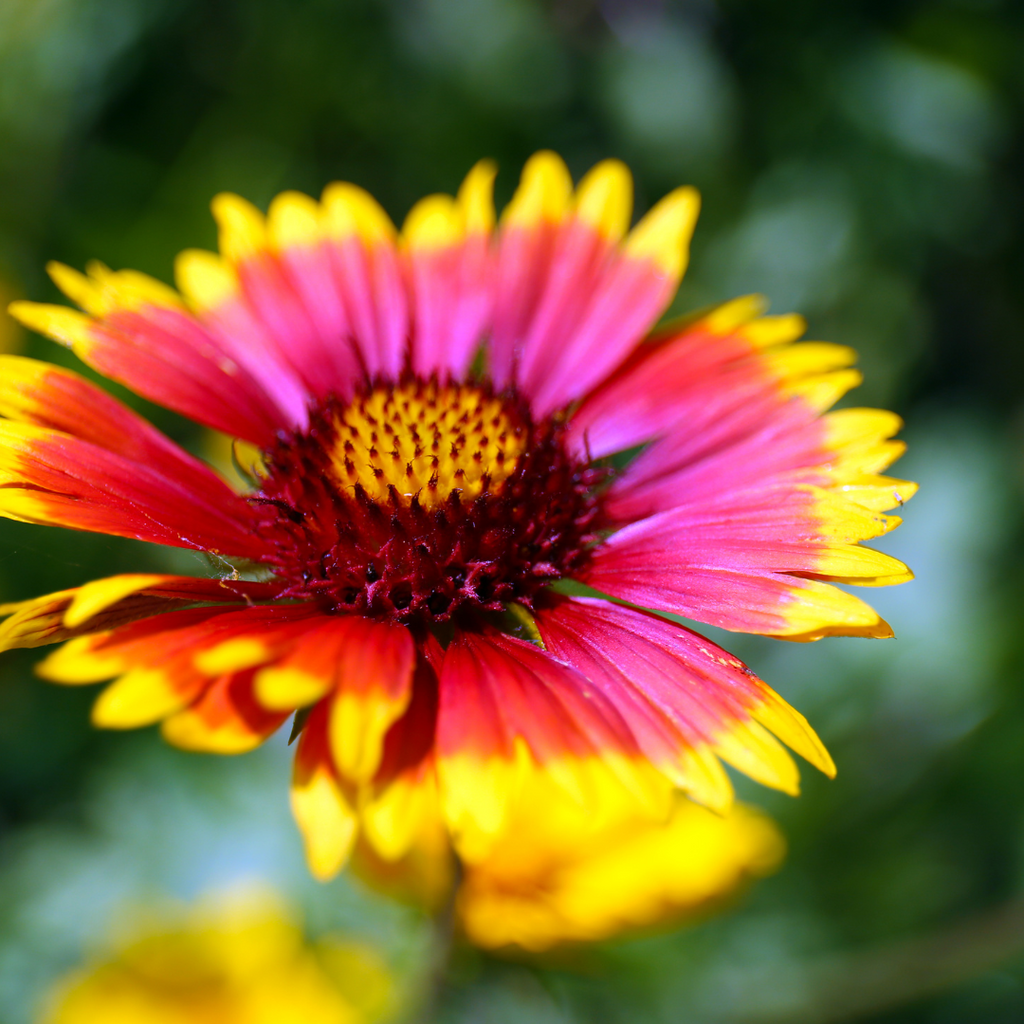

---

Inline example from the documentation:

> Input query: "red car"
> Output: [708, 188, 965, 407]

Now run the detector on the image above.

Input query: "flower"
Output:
[457, 795, 783, 952]
[352, 770, 784, 952]
[2, 152, 914, 880]
[37, 887, 392, 1024]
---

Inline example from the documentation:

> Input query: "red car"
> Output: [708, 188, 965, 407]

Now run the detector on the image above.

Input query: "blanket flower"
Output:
[3, 152, 914, 878]
[39, 887, 390, 1024]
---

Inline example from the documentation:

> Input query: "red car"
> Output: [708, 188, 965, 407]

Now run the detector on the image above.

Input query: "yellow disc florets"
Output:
[328, 380, 526, 509]
[257, 378, 605, 623]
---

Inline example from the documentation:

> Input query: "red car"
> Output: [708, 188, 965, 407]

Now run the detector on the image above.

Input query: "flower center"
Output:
[327, 380, 526, 509]
[256, 379, 604, 625]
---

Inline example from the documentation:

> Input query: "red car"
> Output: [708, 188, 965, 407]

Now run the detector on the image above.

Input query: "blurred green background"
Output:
[0, 0, 1022, 1021]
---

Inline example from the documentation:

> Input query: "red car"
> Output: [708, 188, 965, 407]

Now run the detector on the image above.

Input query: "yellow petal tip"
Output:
[6, 301, 93, 350]
[291, 770, 358, 882]
[211, 192, 267, 263]
[575, 159, 633, 241]
[458, 159, 498, 234]
[624, 186, 701, 279]
[174, 249, 237, 310]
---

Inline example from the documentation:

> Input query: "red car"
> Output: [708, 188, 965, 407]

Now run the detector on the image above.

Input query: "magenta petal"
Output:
[409, 235, 493, 381]
[90, 308, 285, 446]
[581, 490, 848, 634]
[237, 253, 361, 402]
[535, 597, 766, 739]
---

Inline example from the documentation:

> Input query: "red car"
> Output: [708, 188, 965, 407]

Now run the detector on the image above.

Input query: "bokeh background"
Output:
[0, 0, 1022, 1021]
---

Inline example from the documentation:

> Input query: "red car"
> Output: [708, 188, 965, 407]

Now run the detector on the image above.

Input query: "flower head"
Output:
[3, 152, 915, 879]
[352, 772, 784, 952]
[38, 887, 391, 1024]
[457, 794, 783, 952]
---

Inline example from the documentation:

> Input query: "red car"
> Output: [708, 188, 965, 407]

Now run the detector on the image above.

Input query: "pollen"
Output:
[328, 380, 526, 509]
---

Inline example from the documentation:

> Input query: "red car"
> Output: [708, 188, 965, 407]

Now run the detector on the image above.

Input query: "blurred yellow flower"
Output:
[352, 763, 784, 953]
[457, 791, 784, 952]
[37, 887, 393, 1024]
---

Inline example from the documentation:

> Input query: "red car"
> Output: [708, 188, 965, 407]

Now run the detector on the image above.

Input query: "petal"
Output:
[605, 400, 866, 524]
[0, 356, 237, 502]
[569, 296, 790, 459]
[84, 605, 316, 730]
[162, 669, 290, 753]
[526, 186, 700, 416]
[492, 156, 692, 416]
[38, 605, 323, 732]
[291, 700, 359, 881]
[581, 497, 901, 638]
[822, 408, 919, 507]
[436, 626, 667, 861]
[267, 191, 362, 397]
[350, 779, 455, 912]
[362, 759, 441, 866]
[9, 262, 287, 446]
[257, 615, 415, 785]
[582, 481, 910, 638]
[403, 160, 497, 380]
[510, 160, 635, 406]
[568, 298, 914, 641]
[37, 607, 239, 684]
[487, 151, 572, 389]
[176, 242, 312, 429]
[321, 182, 409, 379]
[458, 795, 784, 951]
[325, 618, 415, 784]
[535, 596, 834, 804]
[0, 575, 283, 651]
[254, 619, 354, 710]
[267, 630, 436, 872]
[91, 663, 197, 728]
[572, 298, 909, 525]
[210, 192, 363, 404]
[0, 420, 265, 557]
[362, 642, 441, 861]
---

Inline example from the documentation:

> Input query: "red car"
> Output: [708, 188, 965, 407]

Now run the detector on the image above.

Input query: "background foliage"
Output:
[1, 0, 1022, 1021]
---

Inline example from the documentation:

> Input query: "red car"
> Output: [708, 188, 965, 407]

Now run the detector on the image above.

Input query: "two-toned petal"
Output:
[9, 265, 288, 445]
[0, 355, 266, 554]
[193, 192, 361, 411]
[290, 700, 359, 882]
[489, 151, 699, 416]
[0, 574, 283, 652]
[0, 356, 239, 498]
[0, 420, 266, 556]
[577, 298, 915, 524]
[321, 182, 408, 379]
[436, 626, 669, 862]
[284, 635, 438, 881]
[37, 605, 323, 729]
[360, 639, 442, 863]
[403, 160, 497, 380]
[534, 596, 835, 807]
[161, 668, 290, 754]
[569, 298, 914, 640]
[255, 615, 415, 783]
[581, 499, 903, 640]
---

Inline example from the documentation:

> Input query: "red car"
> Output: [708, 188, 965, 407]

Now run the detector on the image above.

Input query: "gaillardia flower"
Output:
[3, 153, 914, 879]
[352, 771, 784, 952]
[456, 794, 784, 952]
[39, 887, 392, 1024]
